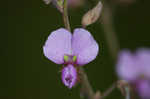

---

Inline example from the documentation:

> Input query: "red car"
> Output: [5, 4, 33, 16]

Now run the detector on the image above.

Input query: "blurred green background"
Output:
[0, 0, 150, 99]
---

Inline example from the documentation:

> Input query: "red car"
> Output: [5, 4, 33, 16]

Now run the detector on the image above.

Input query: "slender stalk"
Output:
[101, 2, 131, 99]
[125, 87, 130, 99]
[63, 0, 71, 31]
[79, 68, 95, 99]
[62, 1, 95, 99]
[100, 81, 130, 99]
[100, 82, 116, 99]
[101, 2, 120, 61]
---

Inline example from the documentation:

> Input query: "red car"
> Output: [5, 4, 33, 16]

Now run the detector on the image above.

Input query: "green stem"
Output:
[63, 0, 71, 31]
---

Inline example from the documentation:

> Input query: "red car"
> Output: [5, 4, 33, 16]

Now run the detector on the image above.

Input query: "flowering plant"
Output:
[43, 28, 99, 88]
[42, 0, 150, 99]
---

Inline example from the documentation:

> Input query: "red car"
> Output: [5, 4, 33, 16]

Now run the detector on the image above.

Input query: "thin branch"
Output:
[125, 86, 130, 99]
[100, 82, 117, 99]
[62, 0, 71, 31]
[79, 67, 95, 99]
[101, 81, 130, 99]
[101, 2, 120, 61]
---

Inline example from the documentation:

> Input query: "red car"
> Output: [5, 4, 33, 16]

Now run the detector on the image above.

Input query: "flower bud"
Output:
[82, 1, 103, 27]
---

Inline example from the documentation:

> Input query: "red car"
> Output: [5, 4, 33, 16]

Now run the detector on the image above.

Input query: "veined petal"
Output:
[43, 28, 72, 64]
[72, 28, 99, 65]
[61, 64, 77, 88]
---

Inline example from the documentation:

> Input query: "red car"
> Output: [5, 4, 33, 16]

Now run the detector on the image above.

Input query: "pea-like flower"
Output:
[43, 28, 99, 88]
[116, 48, 150, 99]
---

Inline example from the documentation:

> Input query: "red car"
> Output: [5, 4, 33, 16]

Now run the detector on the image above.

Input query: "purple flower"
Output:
[43, 28, 99, 88]
[136, 79, 150, 99]
[116, 48, 150, 99]
[61, 64, 77, 88]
